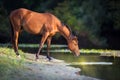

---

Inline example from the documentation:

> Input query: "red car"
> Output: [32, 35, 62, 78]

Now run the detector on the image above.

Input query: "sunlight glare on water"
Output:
[69, 62, 113, 65]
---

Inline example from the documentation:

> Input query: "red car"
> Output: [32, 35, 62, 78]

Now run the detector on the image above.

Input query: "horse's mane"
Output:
[62, 23, 73, 36]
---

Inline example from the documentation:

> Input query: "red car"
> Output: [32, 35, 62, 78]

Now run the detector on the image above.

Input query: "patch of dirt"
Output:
[15, 53, 100, 80]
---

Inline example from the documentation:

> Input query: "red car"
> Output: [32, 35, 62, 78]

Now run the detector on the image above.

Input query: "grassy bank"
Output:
[0, 47, 26, 80]
[0, 47, 99, 80]
[0, 43, 120, 57]
[0, 45, 119, 80]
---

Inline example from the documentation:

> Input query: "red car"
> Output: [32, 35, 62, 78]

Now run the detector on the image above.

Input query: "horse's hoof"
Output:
[46, 56, 52, 61]
[35, 59, 39, 62]
[49, 58, 52, 61]
[17, 55, 21, 58]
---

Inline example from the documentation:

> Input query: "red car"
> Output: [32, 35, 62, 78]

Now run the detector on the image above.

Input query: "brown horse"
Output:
[9, 8, 80, 61]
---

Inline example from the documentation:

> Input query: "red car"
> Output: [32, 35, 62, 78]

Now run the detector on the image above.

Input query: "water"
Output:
[50, 53, 120, 80]
[19, 46, 120, 80]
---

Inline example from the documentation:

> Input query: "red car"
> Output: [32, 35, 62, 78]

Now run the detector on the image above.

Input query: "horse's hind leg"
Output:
[46, 36, 52, 61]
[13, 31, 20, 57]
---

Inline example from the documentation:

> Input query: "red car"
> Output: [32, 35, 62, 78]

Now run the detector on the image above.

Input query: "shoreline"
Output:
[22, 53, 100, 80]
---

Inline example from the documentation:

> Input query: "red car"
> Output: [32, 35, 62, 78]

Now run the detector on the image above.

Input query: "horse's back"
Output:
[9, 8, 62, 34]
[10, 8, 61, 25]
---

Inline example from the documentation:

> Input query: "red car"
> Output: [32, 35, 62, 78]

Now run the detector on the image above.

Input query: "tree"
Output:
[0, 0, 119, 48]
[51, 0, 108, 47]
[0, 1, 10, 42]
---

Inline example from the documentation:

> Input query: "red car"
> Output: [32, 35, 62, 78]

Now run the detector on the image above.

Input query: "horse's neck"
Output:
[58, 26, 71, 42]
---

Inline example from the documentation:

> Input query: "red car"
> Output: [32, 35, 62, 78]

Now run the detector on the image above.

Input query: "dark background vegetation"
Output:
[0, 0, 120, 49]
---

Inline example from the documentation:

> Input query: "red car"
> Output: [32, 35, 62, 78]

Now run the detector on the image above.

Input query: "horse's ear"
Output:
[73, 36, 78, 42]
[73, 36, 77, 40]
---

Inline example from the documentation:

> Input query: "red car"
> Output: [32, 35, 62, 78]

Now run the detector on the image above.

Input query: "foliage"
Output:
[0, 6, 10, 37]
[51, 0, 108, 46]
[0, 0, 119, 49]
[108, 0, 120, 30]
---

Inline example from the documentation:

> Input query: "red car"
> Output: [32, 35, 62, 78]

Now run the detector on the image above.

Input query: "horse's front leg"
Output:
[46, 36, 52, 61]
[36, 33, 49, 61]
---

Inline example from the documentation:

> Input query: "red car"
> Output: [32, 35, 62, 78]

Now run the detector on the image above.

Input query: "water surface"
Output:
[50, 53, 120, 80]
[19, 46, 120, 80]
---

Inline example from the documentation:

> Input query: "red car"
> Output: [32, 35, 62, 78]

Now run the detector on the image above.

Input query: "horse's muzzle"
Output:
[73, 51, 80, 57]
[76, 52, 80, 57]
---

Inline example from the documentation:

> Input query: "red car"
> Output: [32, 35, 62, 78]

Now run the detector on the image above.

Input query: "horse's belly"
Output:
[23, 23, 42, 34]
[22, 15, 43, 34]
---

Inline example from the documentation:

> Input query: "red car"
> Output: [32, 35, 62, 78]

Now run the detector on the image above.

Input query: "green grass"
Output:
[0, 43, 120, 55]
[0, 47, 26, 80]
[0, 47, 25, 57]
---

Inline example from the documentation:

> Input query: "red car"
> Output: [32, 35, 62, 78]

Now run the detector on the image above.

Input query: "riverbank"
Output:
[1, 44, 120, 57]
[17, 53, 100, 80]
[0, 47, 99, 80]
[21, 54, 97, 80]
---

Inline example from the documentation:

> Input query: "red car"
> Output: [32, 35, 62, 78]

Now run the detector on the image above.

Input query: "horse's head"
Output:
[68, 36, 80, 56]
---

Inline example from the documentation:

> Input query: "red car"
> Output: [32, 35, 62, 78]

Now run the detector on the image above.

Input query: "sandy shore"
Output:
[14, 53, 100, 80]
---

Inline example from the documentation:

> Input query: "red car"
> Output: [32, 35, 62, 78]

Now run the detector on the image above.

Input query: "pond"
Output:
[19, 46, 120, 80]
[50, 53, 120, 80]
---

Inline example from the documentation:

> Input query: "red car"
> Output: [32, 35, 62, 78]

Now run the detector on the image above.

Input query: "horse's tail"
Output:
[9, 18, 14, 44]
